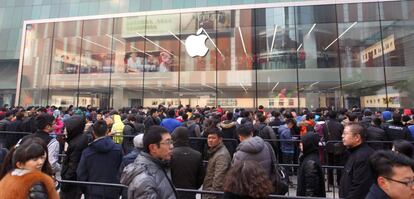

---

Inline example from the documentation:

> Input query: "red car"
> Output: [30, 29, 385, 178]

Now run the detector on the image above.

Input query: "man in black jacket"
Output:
[60, 115, 89, 199]
[366, 118, 387, 150]
[385, 113, 412, 142]
[144, 108, 160, 131]
[324, 111, 344, 186]
[339, 122, 374, 199]
[297, 132, 326, 197]
[171, 127, 203, 199]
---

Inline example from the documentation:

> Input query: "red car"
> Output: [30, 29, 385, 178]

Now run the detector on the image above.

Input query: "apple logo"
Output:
[185, 28, 209, 57]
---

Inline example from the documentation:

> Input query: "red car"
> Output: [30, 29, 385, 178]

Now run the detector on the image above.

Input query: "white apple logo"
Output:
[185, 28, 209, 57]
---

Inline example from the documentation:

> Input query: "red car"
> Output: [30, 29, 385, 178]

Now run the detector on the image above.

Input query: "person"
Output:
[121, 126, 177, 199]
[366, 118, 387, 150]
[144, 108, 160, 130]
[202, 127, 231, 199]
[278, 118, 295, 169]
[323, 110, 344, 186]
[365, 150, 414, 199]
[339, 122, 375, 199]
[297, 132, 326, 197]
[255, 113, 278, 152]
[77, 120, 123, 199]
[119, 134, 144, 174]
[220, 112, 237, 157]
[385, 113, 412, 141]
[171, 127, 204, 199]
[223, 161, 273, 199]
[122, 114, 140, 154]
[24, 113, 61, 174]
[0, 111, 13, 149]
[392, 140, 414, 159]
[160, 109, 181, 133]
[110, 113, 125, 144]
[0, 141, 59, 199]
[60, 115, 90, 199]
[232, 121, 273, 176]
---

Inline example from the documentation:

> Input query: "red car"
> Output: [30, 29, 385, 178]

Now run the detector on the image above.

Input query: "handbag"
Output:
[266, 142, 289, 195]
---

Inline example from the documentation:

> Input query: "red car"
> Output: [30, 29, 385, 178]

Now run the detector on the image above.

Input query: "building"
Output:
[2, 0, 414, 110]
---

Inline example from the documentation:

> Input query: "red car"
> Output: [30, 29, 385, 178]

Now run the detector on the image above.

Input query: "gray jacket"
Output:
[232, 136, 273, 176]
[120, 152, 177, 199]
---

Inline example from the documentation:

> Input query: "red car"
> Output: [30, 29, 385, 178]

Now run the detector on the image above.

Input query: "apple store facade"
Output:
[17, 0, 414, 110]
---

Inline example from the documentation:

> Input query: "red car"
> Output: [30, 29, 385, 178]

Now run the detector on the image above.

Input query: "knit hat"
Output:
[133, 134, 144, 148]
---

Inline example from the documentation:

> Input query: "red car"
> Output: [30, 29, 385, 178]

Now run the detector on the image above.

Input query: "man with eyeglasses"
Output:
[365, 150, 414, 199]
[339, 122, 375, 199]
[121, 125, 177, 199]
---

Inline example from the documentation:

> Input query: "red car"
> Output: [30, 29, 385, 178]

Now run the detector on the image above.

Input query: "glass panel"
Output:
[217, 9, 255, 109]
[112, 16, 146, 108]
[179, 12, 217, 108]
[380, 1, 414, 109]
[143, 14, 180, 108]
[296, 5, 342, 110]
[256, 7, 299, 110]
[78, 19, 112, 109]
[337, 2, 386, 109]
[20, 23, 53, 106]
[49, 21, 82, 107]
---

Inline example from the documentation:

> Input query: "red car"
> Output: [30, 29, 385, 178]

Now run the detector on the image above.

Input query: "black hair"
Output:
[258, 105, 264, 110]
[271, 111, 281, 118]
[226, 112, 233, 121]
[127, 114, 136, 122]
[258, 114, 266, 123]
[236, 122, 254, 137]
[12, 142, 46, 169]
[393, 140, 414, 159]
[205, 126, 224, 138]
[143, 126, 169, 153]
[373, 118, 382, 127]
[93, 120, 108, 137]
[369, 150, 414, 185]
[167, 109, 176, 118]
[347, 113, 358, 122]
[86, 115, 93, 122]
[35, 113, 55, 130]
[285, 118, 295, 125]
[392, 113, 402, 124]
[182, 113, 188, 121]
[149, 108, 157, 115]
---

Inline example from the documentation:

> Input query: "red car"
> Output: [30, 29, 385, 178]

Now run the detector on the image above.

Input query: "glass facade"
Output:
[18, 1, 414, 110]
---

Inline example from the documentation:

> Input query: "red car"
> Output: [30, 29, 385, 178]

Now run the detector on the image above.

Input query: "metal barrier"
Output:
[57, 179, 335, 199]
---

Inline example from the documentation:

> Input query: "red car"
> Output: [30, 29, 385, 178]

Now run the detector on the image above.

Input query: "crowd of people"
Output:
[0, 104, 413, 199]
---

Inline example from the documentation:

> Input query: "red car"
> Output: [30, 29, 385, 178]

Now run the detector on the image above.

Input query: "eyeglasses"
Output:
[383, 176, 414, 187]
[159, 140, 174, 145]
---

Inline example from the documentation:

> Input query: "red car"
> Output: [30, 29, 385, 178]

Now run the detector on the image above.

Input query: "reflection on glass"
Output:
[20, 23, 54, 106]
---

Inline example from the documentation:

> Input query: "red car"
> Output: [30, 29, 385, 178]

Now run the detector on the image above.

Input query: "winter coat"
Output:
[171, 145, 204, 199]
[203, 143, 231, 199]
[0, 169, 59, 199]
[323, 119, 344, 154]
[220, 121, 238, 156]
[339, 143, 374, 199]
[366, 125, 387, 150]
[4, 119, 24, 149]
[297, 133, 326, 197]
[232, 136, 273, 176]
[364, 184, 390, 199]
[77, 136, 123, 199]
[119, 148, 142, 175]
[279, 125, 294, 154]
[255, 122, 278, 152]
[120, 152, 177, 199]
[144, 116, 161, 130]
[111, 115, 125, 144]
[61, 116, 89, 192]
[122, 121, 143, 153]
[161, 118, 182, 133]
[384, 122, 412, 141]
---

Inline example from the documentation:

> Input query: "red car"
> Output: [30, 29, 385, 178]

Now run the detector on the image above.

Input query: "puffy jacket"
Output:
[0, 169, 59, 199]
[220, 121, 238, 156]
[203, 143, 231, 199]
[297, 133, 326, 197]
[77, 136, 123, 199]
[111, 115, 125, 144]
[61, 116, 89, 191]
[120, 152, 177, 199]
[339, 143, 374, 199]
[232, 136, 273, 176]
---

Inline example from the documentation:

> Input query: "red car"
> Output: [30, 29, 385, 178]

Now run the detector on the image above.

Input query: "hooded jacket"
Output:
[120, 152, 177, 199]
[220, 120, 238, 156]
[77, 136, 123, 199]
[111, 115, 125, 144]
[297, 133, 326, 197]
[232, 136, 273, 176]
[61, 116, 89, 188]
